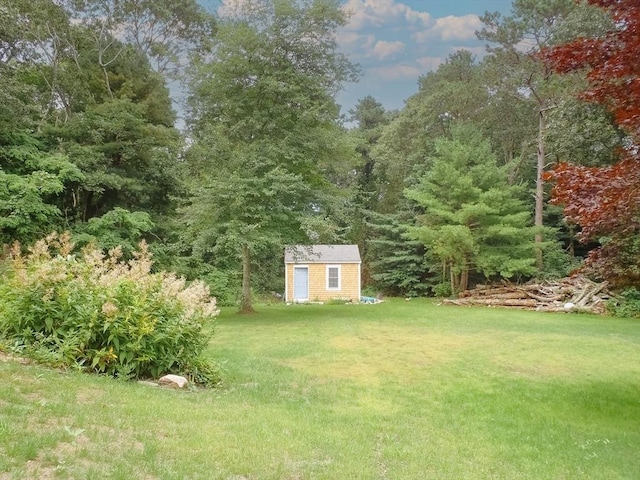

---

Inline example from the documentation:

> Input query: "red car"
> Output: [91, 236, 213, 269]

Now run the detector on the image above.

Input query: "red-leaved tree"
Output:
[542, 0, 640, 287]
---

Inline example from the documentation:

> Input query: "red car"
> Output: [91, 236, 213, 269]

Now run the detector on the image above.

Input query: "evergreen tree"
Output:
[477, 0, 584, 270]
[371, 51, 486, 214]
[405, 125, 537, 294]
[346, 96, 391, 284]
[365, 209, 429, 297]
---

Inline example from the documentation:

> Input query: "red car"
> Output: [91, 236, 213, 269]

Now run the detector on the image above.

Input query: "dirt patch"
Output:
[280, 329, 477, 385]
[279, 327, 597, 384]
[0, 351, 32, 364]
[24, 391, 50, 404]
[75, 387, 106, 405]
[11, 424, 149, 479]
[23, 459, 57, 480]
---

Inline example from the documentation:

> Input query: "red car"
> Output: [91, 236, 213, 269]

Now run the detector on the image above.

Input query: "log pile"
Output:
[444, 276, 612, 313]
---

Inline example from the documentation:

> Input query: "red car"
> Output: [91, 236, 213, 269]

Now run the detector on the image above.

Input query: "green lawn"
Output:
[1, 299, 639, 479]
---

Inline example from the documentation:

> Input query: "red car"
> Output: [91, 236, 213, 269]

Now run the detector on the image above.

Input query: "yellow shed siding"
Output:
[285, 262, 361, 302]
[285, 265, 296, 301]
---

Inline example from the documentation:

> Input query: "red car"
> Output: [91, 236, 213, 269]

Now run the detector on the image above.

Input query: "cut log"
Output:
[485, 291, 531, 300]
[451, 276, 612, 313]
[576, 281, 609, 307]
[523, 291, 563, 302]
[536, 305, 577, 312]
[452, 298, 538, 307]
[458, 286, 514, 297]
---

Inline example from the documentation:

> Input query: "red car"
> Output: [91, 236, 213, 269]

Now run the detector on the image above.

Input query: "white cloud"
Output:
[412, 14, 482, 43]
[367, 63, 422, 82]
[337, 30, 374, 49]
[338, 34, 404, 61]
[449, 45, 487, 58]
[416, 56, 444, 72]
[371, 40, 405, 60]
[342, 0, 432, 31]
[337, 31, 377, 59]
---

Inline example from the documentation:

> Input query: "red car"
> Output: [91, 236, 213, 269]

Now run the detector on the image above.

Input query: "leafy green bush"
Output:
[72, 207, 155, 258]
[432, 282, 452, 298]
[536, 241, 583, 281]
[607, 288, 640, 319]
[0, 233, 220, 385]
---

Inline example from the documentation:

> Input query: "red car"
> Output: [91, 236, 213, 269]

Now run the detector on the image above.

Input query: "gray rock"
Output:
[158, 374, 189, 388]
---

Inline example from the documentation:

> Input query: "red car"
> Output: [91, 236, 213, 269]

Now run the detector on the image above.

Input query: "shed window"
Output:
[327, 265, 341, 290]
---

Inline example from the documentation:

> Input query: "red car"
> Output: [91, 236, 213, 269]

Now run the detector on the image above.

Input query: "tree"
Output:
[62, 0, 216, 79]
[346, 96, 391, 283]
[183, 0, 359, 313]
[18, 27, 182, 226]
[365, 208, 429, 297]
[0, 0, 76, 125]
[52, 94, 180, 222]
[348, 95, 389, 206]
[371, 51, 487, 213]
[538, 2, 621, 168]
[405, 125, 537, 294]
[72, 207, 154, 256]
[477, 0, 581, 270]
[0, 30, 83, 245]
[544, 98, 624, 167]
[541, 0, 640, 287]
[0, 137, 82, 245]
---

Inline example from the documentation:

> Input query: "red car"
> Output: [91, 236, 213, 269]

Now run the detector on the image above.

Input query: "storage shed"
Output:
[284, 245, 361, 303]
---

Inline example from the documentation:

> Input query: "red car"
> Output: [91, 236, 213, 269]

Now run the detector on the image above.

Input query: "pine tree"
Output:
[405, 125, 537, 293]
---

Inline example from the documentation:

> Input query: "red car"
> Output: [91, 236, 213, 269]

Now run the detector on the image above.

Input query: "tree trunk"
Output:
[450, 266, 468, 295]
[568, 224, 576, 257]
[535, 108, 545, 271]
[83, 190, 93, 222]
[449, 265, 457, 296]
[239, 243, 255, 314]
[460, 268, 469, 292]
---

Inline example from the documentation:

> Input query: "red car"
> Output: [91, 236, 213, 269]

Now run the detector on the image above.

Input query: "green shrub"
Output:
[0, 233, 220, 385]
[536, 242, 583, 281]
[199, 269, 240, 307]
[433, 282, 452, 298]
[607, 288, 640, 319]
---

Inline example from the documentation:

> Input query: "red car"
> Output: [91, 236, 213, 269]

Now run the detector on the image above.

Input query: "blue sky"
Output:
[201, 0, 515, 117]
[336, 0, 513, 116]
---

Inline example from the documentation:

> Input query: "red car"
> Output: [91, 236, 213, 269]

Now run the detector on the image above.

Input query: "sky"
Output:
[336, 0, 514, 116]
[200, 0, 515, 118]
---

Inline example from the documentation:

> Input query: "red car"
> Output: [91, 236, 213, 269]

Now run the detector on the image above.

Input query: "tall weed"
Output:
[0, 233, 220, 386]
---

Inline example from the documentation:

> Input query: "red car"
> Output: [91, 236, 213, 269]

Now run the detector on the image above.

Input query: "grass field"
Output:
[1, 299, 639, 479]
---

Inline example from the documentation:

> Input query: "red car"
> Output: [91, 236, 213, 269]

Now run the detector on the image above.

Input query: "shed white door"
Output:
[293, 266, 309, 301]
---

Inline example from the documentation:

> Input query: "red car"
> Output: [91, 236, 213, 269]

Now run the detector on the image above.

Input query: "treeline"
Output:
[0, 0, 214, 250]
[1, 0, 638, 311]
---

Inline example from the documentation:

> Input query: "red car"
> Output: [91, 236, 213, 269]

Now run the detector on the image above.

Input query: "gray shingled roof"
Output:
[285, 245, 361, 263]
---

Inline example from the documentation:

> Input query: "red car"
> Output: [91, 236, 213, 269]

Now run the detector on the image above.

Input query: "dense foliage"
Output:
[0, 0, 211, 245]
[1, 0, 638, 316]
[405, 126, 537, 293]
[182, 0, 359, 312]
[607, 288, 640, 319]
[0, 233, 220, 386]
[542, 0, 640, 288]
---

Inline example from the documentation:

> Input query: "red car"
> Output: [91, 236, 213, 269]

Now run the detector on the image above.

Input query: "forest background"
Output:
[1, 0, 638, 313]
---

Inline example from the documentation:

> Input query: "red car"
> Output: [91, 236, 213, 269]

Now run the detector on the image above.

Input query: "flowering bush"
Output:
[0, 233, 220, 386]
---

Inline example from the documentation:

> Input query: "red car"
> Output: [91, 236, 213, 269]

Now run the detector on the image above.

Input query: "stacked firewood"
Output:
[444, 276, 612, 313]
